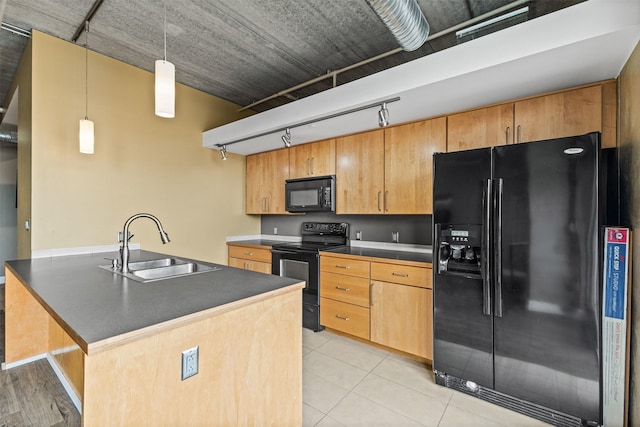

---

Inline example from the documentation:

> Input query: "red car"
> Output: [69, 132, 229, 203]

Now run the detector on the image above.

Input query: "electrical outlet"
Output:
[181, 346, 199, 380]
[392, 231, 399, 243]
[273, 226, 278, 235]
[356, 230, 362, 240]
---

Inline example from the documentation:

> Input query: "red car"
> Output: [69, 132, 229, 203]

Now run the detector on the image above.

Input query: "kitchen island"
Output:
[4, 250, 304, 426]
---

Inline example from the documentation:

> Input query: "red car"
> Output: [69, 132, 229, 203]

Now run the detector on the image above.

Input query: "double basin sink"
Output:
[100, 257, 222, 283]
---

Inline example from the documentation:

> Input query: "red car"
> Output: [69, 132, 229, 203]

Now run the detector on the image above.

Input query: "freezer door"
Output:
[432, 149, 493, 388]
[492, 133, 602, 422]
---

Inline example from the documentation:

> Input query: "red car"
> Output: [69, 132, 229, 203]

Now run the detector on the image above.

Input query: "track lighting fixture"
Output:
[282, 128, 292, 147]
[214, 97, 399, 154]
[378, 102, 390, 127]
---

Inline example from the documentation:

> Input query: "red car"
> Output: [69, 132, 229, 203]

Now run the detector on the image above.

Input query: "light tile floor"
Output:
[302, 329, 551, 427]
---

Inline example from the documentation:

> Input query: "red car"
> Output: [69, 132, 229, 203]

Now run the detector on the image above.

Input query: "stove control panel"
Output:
[302, 222, 349, 237]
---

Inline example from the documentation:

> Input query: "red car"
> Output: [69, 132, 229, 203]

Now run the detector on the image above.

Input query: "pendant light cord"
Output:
[163, 1, 167, 61]
[84, 20, 89, 120]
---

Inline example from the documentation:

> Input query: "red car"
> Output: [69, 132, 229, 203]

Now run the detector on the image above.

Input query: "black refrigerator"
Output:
[432, 133, 611, 427]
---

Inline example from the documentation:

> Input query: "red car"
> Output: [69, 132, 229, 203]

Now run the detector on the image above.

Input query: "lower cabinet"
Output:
[320, 254, 433, 360]
[227, 244, 272, 274]
[370, 281, 432, 360]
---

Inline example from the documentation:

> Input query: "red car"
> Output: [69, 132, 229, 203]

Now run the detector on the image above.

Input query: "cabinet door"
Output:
[447, 104, 514, 151]
[514, 85, 602, 144]
[384, 118, 446, 214]
[336, 130, 385, 214]
[246, 149, 289, 214]
[290, 139, 336, 178]
[228, 257, 248, 269]
[246, 261, 271, 274]
[370, 281, 432, 359]
[245, 154, 264, 214]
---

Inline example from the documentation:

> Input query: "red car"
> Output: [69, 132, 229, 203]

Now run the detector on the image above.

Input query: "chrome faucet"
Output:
[119, 213, 170, 273]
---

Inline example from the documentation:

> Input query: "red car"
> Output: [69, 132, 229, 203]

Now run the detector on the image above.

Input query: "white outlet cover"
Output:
[181, 346, 199, 380]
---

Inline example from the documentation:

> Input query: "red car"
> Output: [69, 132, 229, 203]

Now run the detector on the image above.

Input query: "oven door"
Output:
[271, 248, 323, 331]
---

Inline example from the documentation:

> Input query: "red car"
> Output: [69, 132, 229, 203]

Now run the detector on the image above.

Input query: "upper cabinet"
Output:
[336, 118, 446, 215]
[514, 82, 617, 148]
[447, 81, 617, 151]
[246, 149, 289, 214]
[289, 139, 336, 179]
[336, 130, 385, 214]
[384, 118, 446, 214]
[447, 104, 514, 151]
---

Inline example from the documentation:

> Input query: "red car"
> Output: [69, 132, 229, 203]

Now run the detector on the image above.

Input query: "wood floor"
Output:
[0, 283, 81, 427]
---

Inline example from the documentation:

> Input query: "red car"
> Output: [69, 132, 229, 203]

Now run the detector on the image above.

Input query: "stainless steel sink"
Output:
[99, 257, 222, 283]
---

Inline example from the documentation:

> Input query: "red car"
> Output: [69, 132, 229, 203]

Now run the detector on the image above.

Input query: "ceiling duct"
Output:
[0, 129, 17, 144]
[365, 0, 430, 51]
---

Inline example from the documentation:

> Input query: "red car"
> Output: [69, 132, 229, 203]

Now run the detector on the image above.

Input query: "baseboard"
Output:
[46, 354, 82, 414]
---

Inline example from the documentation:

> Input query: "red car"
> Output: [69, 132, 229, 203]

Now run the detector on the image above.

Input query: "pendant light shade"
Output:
[155, 59, 175, 118]
[79, 118, 94, 154]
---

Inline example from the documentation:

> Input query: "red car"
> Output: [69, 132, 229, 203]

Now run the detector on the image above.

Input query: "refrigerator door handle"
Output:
[482, 179, 492, 316]
[494, 178, 504, 318]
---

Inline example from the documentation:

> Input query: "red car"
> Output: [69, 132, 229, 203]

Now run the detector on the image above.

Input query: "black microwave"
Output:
[285, 175, 335, 213]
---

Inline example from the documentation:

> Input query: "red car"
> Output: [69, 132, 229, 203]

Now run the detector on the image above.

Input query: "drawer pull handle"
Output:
[335, 265, 350, 269]
[335, 286, 350, 291]
[335, 314, 350, 321]
[244, 252, 253, 256]
[392, 272, 409, 277]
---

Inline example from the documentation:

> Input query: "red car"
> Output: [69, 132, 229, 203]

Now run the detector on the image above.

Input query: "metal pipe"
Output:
[365, 0, 430, 52]
[238, 0, 529, 112]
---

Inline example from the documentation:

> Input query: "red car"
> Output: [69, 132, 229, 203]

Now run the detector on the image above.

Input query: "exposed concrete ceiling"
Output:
[1, 0, 583, 127]
[204, 0, 640, 155]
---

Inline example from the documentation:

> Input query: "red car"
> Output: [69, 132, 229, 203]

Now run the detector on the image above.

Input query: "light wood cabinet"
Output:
[447, 104, 514, 151]
[246, 149, 289, 214]
[289, 138, 336, 178]
[227, 244, 272, 274]
[514, 85, 602, 145]
[336, 118, 445, 215]
[320, 253, 433, 360]
[370, 261, 432, 360]
[384, 118, 446, 214]
[335, 130, 385, 214]
[370, 280, 432, 360]
[447, 81, 617, 151]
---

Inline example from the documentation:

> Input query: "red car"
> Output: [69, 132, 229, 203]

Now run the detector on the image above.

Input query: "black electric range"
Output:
[271, 222, 349, 331]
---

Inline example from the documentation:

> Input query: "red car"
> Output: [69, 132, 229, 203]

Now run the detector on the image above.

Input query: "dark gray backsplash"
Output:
[261, 213, 432, 245]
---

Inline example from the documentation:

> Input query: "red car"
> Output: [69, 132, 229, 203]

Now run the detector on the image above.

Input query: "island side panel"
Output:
[48, 316, 84, 399]
[82, 286, 303, 426]
[4, 268, 50, 365]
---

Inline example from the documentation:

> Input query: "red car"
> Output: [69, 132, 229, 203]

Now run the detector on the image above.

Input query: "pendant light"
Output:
[79, 20, 94, 154]
[155, 1, 175, 118]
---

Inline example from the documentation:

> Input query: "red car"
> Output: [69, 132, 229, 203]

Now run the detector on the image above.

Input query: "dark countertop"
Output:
[323, 246, 432, 265]
[6, 250, 302, 353]
[227, 239, 296, 248]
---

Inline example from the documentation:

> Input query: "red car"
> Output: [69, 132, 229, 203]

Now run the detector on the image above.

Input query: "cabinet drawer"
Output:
[320, 272, 370, 307]
[228, 257, 271, 274]
[320, 256, 369, 278]
[370, 262, 431, 288]
[228, 246, 272, 263]
[320, 297, 370, 340]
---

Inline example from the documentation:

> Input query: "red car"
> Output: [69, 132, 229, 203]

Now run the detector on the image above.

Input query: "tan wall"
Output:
[619, 40, 640, 425]
[4, 39, 33, 259]
[26, 31, 258, 263]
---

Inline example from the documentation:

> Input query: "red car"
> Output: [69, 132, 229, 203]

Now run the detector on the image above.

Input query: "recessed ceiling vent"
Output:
[365, 0, 430, 51]
[456, 6, 530, 45]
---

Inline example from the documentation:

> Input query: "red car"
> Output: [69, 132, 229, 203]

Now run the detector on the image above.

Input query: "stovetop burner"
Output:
[272, 222, 350, 253]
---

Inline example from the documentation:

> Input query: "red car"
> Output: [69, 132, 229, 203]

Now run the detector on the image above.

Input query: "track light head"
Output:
[282, 128, 292, 147]
[220, 145, 227, 160]
[378, 102, 390, 127]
